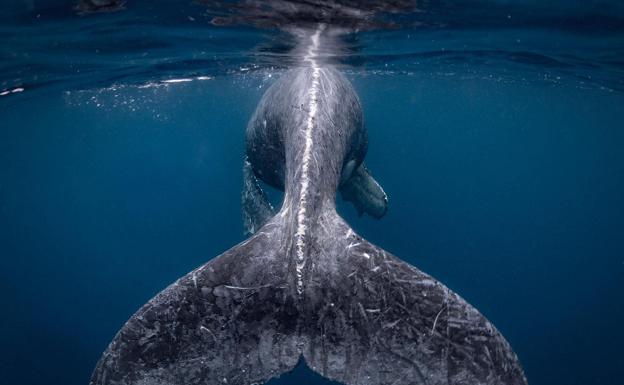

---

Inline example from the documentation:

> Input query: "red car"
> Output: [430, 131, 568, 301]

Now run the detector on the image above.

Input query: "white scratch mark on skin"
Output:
[383, 319, 401, 329]
[346, 228, 354, 238]
[431, 305, 447, 334]
[224, 284, 271, 290]
[200, 326, 216, 340]
[295, 24, 325, 296]
[362, 252, 371, 260]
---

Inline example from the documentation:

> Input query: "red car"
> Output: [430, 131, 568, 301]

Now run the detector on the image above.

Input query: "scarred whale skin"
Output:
[90, 29, 528, 385]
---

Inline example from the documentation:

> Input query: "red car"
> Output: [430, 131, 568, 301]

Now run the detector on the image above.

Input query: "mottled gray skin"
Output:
[90, 66, 528, 385]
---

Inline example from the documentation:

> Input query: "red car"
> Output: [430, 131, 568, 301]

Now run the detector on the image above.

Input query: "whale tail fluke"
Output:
[91, 214, 527, 385]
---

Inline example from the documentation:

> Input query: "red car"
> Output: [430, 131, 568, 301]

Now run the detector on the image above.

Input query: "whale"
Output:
[90, 27, 528, 385]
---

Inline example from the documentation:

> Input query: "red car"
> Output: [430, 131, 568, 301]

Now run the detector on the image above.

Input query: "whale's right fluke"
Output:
[299, 213, 527, 385]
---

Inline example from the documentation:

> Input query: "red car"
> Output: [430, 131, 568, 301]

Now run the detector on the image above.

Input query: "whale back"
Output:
[245, 68, 367, 191]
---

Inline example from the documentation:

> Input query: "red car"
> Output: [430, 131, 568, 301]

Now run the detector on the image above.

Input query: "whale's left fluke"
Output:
[89, 223, 301, 385]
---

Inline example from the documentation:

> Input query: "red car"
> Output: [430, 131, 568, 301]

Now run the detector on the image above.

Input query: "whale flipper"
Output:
[90, 226, 300, 385]
[340, 164, 388, 218]
[301, 216, 526, 385]
[242, 157, 275, 235]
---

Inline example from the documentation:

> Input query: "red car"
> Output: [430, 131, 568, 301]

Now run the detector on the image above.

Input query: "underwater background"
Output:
[1, 1, 623, 385]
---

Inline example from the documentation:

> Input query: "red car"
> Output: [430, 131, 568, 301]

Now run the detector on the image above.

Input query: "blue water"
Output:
[1, 1, 623, 385]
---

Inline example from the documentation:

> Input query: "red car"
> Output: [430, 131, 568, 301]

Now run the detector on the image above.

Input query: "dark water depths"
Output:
[1, 1, 623, 385]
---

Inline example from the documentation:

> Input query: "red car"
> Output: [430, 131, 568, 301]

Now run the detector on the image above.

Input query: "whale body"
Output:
[90, 30, 528, 385]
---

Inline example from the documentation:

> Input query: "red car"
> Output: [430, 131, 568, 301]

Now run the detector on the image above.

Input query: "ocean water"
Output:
[1, 1, 623, 385]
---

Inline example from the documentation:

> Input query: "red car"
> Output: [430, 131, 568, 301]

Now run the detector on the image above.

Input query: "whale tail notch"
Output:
[90, 213, 527, 385]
